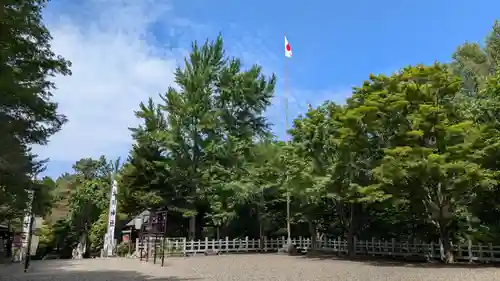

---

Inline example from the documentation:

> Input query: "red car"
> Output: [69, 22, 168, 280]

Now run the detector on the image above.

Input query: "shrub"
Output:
[116, 242, 130, 257]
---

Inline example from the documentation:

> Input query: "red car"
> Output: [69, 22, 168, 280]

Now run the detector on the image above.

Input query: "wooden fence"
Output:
[135, 236, 500, 263]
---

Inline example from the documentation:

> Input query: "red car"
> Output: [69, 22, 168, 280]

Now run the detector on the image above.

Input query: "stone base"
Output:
[278, 243, 297, 255]
[204, 249, 221, 256]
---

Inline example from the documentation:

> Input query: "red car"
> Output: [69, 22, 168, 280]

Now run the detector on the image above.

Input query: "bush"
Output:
[116, 242, 130, 257]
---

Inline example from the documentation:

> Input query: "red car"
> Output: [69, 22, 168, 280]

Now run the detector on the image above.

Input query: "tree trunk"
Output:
[195, 211, 204, 239]
[6, 220, 12, 258]
[347, 203, 356, 257]
[438, 221, 454, 263]
[189, 216, 196, 240]
[258, 189, 264, 249]
[308, 220, 317, 249]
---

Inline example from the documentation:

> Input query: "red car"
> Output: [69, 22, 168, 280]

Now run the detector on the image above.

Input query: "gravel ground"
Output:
[1, 255, 499, 281]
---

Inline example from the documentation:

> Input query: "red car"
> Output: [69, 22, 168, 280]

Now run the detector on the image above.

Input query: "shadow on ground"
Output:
[137, 250, 500, 269]
[0, 260, 200, 281]
[297, 251, 500, 269]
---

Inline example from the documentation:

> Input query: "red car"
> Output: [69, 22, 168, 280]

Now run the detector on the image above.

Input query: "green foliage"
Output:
[7, 8, 500, 265]
[120, 35, 276, 239]
[88, 211, 108, 252]
[451, 20, 500, 95]
[37, 222, 55, 252]
[0, 0, 71, 222]
[65, 25, 500, 262]
[116, 242, 130, 257]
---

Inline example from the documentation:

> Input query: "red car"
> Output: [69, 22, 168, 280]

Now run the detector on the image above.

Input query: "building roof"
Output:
[124, 210, 150, 229]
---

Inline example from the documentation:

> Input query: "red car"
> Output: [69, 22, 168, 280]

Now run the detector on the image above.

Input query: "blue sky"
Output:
[37, 0, 500, 178]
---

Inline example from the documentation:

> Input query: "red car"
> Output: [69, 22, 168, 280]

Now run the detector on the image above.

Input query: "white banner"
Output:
[104, 178, 118, 256]
[22, 190, 34, 245]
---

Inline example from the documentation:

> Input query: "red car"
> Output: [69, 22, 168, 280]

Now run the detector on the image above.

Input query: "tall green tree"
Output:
[361, 64, 494, 263]
[128, 35, 276, 239]
[451, 20, 500, 96]
[0, 0, 71, 220]
[290, 100, 388, 255]
[64, 157, 114, 254]
[119, 98, 186, 216]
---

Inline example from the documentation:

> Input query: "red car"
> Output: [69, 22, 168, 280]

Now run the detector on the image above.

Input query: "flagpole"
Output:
[284, 34, 291, 246]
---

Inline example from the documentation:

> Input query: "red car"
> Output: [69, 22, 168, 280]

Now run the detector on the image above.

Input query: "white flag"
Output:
[284, 36, 292, 58]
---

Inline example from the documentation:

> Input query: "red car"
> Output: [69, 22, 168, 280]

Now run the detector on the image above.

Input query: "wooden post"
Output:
[153, 235, 157, 264]
[371, 238, 375, 255]
[161, 237, 165, 267]
[190, 239, 194, 255]
[146, 236, 150, 262]
[489, 243, 493, 262]
[354, 237, 357, 256]
[183, 237, 187, 256]
[467, 240, 473, 263]
[479, 243, 483, 260]
[337, 237, 342, 254]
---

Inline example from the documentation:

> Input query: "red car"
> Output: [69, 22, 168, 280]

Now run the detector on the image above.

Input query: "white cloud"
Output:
[34, 0, 183, 163]
[33, 0, 349, 176]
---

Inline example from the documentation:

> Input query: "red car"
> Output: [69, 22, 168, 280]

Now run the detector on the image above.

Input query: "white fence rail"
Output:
[135, 236, 500, 263]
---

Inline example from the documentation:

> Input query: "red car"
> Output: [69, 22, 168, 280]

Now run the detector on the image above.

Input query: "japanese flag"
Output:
[284, 36, 292, 58]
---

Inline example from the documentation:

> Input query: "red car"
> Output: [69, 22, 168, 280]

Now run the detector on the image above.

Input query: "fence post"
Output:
[391, 238, 395, 256]
[406, 240, 409, 257]
[146, 236, 150, 262]
[489, 243, 493, 262]
[160, 237, 165, 266]
[354, 237, 357, 256]
[466, 239, 472, 263]
[478, 243, 483, 260]
[371, 237, 375, 256]
[225, 237, 229, 252]
[337, 237, 341, 254]
[205, 237, 208, 251]
[183, 237, 187, 256]
[245, 237, 249, 252]
[264, 236, 268, 252]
